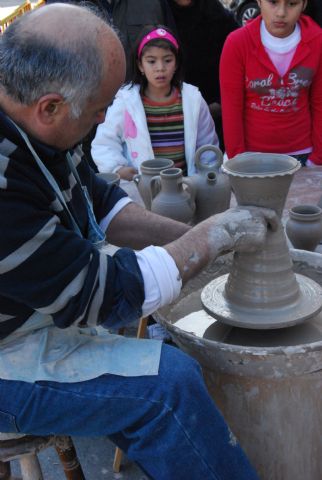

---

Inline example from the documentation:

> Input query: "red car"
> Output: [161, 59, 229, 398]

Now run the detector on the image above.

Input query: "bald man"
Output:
[0, 4, 275, 479]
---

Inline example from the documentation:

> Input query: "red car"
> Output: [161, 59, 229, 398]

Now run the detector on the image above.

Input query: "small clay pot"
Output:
[286, 204, 322, 251]
[96, 172, 120, 186]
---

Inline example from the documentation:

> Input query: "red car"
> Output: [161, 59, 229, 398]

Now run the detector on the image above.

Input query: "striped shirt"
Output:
[142, 88, 186, 174]
[0, 109, 145, 339]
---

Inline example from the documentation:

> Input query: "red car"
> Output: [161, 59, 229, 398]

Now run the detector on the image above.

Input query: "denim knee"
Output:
[158, 344, 204, 396]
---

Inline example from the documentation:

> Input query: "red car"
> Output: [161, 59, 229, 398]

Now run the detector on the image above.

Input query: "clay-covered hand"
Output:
[117, 166, 138, 181]
[210, 206, 279, 255]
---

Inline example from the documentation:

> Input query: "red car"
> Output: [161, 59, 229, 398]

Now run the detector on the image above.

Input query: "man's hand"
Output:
[165, 206, 278, 284]
[209, 206, 279, 255]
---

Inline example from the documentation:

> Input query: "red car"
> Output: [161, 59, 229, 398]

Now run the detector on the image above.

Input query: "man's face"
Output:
[54, 34, 125, 150]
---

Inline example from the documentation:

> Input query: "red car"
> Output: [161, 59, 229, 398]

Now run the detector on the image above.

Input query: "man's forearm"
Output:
[106, 202, 191, 249]
[164, 218, 227, 284]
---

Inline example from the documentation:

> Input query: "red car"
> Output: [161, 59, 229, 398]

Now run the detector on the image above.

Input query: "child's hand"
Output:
[117, 167, 138, 180]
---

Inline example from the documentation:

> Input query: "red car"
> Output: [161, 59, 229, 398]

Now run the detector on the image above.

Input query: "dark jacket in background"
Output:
[305, 0, 322, 28]
[46, 1, 176, 75]
[168, 0, 238, 105]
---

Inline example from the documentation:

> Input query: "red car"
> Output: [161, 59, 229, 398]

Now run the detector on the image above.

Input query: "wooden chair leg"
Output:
[113, 447, 123, 473]
[55, 437, 85, 480]
[113, 317, 148, 472]
[0, 461, 11, 480]
[136, 316, 148, 339]
[19, 454, 43, 480]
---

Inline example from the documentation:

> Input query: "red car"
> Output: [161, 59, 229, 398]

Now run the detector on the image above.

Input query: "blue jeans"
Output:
[0, 344, 259, 480]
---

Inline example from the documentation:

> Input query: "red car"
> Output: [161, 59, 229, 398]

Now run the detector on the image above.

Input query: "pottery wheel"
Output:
[201, 273, 322, 329]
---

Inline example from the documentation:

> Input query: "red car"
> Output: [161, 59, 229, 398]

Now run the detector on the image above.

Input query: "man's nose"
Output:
[96, 110, 106, 125]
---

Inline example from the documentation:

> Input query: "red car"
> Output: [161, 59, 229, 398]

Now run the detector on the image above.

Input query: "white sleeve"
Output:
[196, 97, 220, 166]
[135, 246, 182, 316]
[91, 96, 128, 173]
[99, 197, 133, 232]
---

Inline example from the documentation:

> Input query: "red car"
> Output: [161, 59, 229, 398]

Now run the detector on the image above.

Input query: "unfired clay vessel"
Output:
[96, 172, 120, 186]
[286, 204, 322, 251]
[191, 145, 231, 223]
[150, 167, 195, 224]
[201, 152, 322, 329]
[133, 158, 173, 209]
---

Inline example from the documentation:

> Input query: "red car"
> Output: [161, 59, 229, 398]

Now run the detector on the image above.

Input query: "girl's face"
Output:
[138, 46, 177, 91]
[257, 0, 307, 38]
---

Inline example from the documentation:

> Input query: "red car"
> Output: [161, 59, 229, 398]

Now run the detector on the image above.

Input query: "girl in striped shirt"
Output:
[92, 25, 219, 180]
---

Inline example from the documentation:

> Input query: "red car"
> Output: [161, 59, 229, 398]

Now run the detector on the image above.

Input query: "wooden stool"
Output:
[0, 433, 85, 480]
[113, 316, 148, 473]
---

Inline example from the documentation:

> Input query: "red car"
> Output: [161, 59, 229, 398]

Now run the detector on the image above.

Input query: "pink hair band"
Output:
[138, 28, 179, 57]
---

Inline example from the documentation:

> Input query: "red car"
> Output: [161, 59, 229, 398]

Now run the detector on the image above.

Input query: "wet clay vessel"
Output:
[201, 152, 322, 329]
[286, 204, 322, 251]
[133, 158, 173, 209]
[191, 145, 231, 223]
[150, 167, 195, 224]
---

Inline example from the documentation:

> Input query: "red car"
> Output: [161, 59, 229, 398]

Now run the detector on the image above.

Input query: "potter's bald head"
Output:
[0, 3, 125, 117]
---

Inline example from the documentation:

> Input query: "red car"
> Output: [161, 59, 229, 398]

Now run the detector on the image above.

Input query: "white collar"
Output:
[260, 20, 301, 54]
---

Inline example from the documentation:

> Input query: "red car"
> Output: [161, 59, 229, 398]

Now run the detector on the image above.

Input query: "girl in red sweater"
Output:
[220, 0, 322, 166]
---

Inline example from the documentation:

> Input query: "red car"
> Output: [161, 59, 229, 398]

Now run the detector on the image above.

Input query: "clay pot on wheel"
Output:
[286, 204, 322, 251]
[150, 168, 195, 224]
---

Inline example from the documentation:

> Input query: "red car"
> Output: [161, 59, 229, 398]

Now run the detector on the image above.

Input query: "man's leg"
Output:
[0, 344, 258, 480]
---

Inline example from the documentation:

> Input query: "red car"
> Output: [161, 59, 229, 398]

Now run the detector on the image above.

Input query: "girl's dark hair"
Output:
[127, 24, 184, 93]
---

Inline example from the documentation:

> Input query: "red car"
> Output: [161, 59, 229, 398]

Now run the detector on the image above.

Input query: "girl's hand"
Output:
[117, 167, 138, 181]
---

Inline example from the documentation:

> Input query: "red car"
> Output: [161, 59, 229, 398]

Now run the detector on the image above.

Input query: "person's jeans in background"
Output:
[0, 344, 259, 480]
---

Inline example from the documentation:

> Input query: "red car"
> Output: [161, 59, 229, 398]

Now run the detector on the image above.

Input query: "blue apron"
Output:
[0, 123, 162, 383]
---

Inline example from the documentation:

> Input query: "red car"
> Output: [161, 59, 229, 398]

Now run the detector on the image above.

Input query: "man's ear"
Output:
[35, 94, 66, 125]
[302, 0, 308, 11]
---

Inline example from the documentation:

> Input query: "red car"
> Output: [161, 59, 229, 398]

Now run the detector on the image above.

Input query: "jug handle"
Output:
[133, 173, 141, 186]
[194, 145, 224, 171]
[150, 175, 161, 201]
[182, 177, 196, 208]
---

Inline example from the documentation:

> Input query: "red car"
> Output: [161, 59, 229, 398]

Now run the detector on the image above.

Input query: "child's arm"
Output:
[91, 97, 129, 173]
[196, 96, 219, 149]
[220, 31, 247, 158]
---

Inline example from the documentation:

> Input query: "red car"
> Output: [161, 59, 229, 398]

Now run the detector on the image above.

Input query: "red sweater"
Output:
[220, 15, 322, 164]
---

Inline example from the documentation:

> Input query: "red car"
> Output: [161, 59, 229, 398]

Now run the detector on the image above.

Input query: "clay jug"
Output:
[150, 168, 195, 224]
[192, 145, 231, 223]
[133, 158, 174, 209]
[286, 204, 322, 251]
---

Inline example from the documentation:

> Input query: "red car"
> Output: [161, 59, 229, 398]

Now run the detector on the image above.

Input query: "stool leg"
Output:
[19, 454, 43, 480]
[0, 461, 11, 480]
[113, 447, 123, 473]
[136, 316, 148, 339]
[55, 437, 85, 480]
